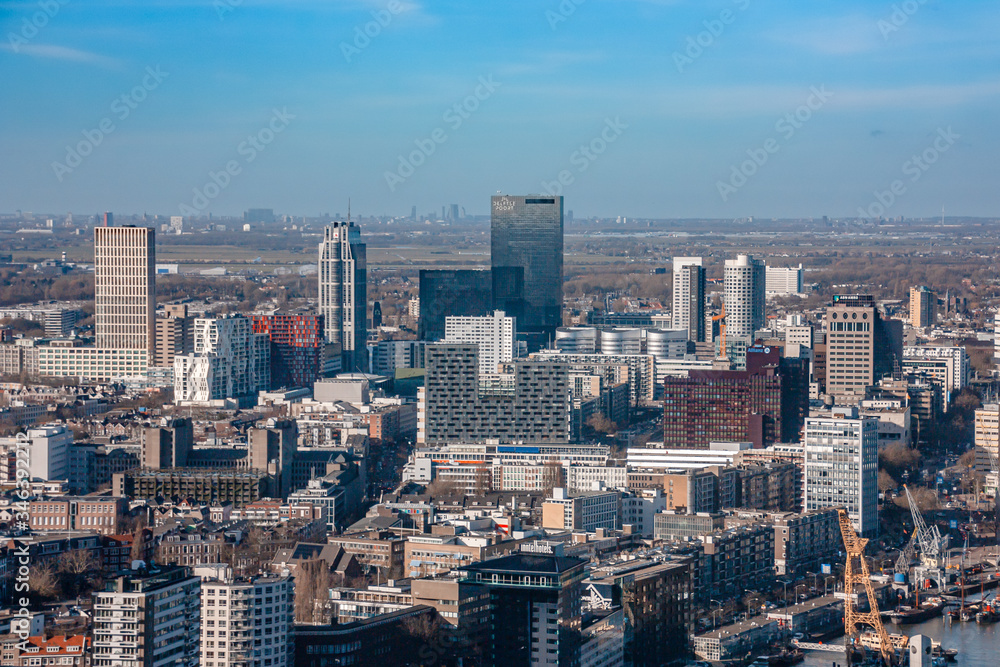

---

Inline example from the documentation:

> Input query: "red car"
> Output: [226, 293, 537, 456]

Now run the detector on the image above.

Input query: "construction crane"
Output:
[839, 509, 908, 666]
[899, 484, 949, 584]
[894, 529, 918, 574]
[712, 303, 728, 359]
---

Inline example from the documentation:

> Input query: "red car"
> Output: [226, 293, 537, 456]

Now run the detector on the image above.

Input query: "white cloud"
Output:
[0, 43, 121, 68]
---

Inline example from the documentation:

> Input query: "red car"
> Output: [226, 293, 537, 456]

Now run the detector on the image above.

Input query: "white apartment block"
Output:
[174, 315, 270, 402]
[902, 345, 970, 401]
[671, 256, 703, 331]
[724, 254, 766, 339]
[542, 488, 621, 532]
[765, 264, 804, 295]
[92, 566, 201, 667]
[1, 426, 72, 481]
[94, 225, 156, 356]
[803, 415, 879, 537]
[974, 404, 1000, 479]
[200, 570, 293, 667]
[445, 310, 516, 375]
[37, 345, 148, 381]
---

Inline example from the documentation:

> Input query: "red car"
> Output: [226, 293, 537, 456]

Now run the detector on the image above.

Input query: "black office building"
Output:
[418, 266, 526, 342]
[418, 269, 493, 341]
[491, 195, 563, 347]
[458, 547, 587, 667]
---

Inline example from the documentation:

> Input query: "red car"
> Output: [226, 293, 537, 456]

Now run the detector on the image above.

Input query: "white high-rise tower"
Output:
[318, 220, 367, 371]
[723, 254, 765, 338]
[672, 256, 704, 340]
[94, 225, 155, 356]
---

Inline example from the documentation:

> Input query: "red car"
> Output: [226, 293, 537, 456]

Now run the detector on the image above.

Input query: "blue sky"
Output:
[2, 0, 998, 219]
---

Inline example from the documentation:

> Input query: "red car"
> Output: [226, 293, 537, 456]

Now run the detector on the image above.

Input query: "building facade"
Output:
[92, 565, 201, 667]
[491, 195, 564, 345]
[94, 225, 156, 357]
[318, 221, 367, 371]
[672, 257, 706, 342]
[803, 414, 879, 537]
[200, 571, 293, 667]
[724, 254, 765, 339]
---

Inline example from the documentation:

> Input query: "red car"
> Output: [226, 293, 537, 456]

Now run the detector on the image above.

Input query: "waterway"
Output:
[800, 613, 999, 666]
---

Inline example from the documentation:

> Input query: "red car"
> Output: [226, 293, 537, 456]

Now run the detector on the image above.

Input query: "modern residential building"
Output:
[909, 285, 936, 329]
[445, 310, 516, 375]
[92, 565, 201, 667]
[672, 257, 706, 342]
[491, 194, 564, 346]
[94, 225, 156, 357]
[458, 544, 588, 667]
[252, 313, 334, 387]
[198, 568, 293, 667]
[421, 343, 570, 445]
[318, 220, 368, 371]
[765, 264, 804, 296]
[803, 412, 879, 537]
[824, 295, 901, 401]
[174, 315, 270, 403]
[723, 254, 765, 338]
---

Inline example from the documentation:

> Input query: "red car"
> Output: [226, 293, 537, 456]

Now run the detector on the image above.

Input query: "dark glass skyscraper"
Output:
[417, 269, 493, 341]
[491, 195, 563, 346]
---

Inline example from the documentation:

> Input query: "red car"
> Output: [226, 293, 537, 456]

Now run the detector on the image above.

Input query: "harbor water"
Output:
[799, 614, 999, 666]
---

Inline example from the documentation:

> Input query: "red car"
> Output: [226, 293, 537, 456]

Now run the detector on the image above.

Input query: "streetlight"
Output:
[824, 575, 836, 597]
[795, 584, 809, 602]
[781, 580, 793, 610]
[710, 599, 723, 629]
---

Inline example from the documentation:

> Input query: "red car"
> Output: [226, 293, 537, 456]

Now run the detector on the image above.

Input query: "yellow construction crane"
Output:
[838, 509, 908, 665]
[712, 303, 728, 359]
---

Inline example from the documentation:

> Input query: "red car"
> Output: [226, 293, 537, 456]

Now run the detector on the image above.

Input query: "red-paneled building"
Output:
[252, 314, 331, 389]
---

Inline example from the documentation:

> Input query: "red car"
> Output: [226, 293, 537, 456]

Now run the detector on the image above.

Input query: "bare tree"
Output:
[130, 525, 148, 562]
[28, 563, 60, 600]
[294, 559, 332, 624]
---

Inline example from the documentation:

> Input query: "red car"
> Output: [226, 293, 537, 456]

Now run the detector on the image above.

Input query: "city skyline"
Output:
[1, 1, 998, 219]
